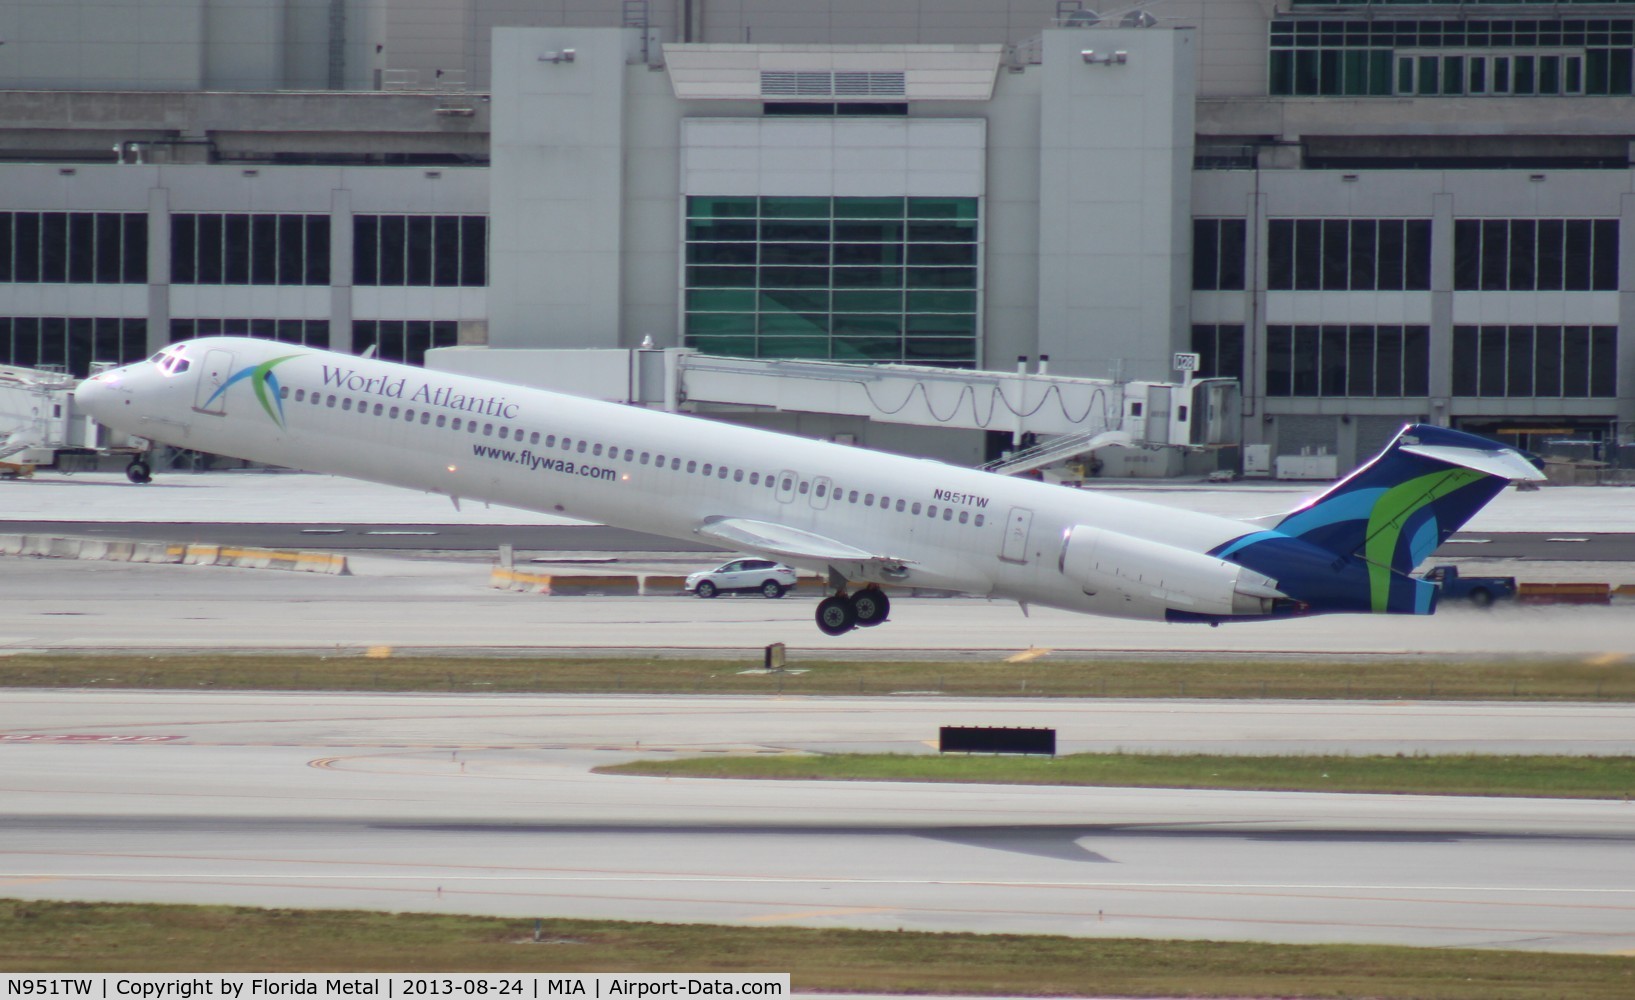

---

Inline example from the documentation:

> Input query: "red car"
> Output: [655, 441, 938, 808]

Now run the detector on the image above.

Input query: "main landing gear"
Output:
[815, 585, 891, 636]
[125, 459, 152, 484]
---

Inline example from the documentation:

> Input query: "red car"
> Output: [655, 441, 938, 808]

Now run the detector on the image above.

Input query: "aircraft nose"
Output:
[74, 370, 124, 423]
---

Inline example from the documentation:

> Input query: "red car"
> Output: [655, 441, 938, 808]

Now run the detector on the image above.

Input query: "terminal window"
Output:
[1454, 219, 1618, 290]
[1268, 219, 1431, 291]
[353, 320, 458, 366]
[170, 319, 330, 348]
[171, 214, 330, 285]
[1266, 325, 1431, 398]
[354, 215, 487, 287]
[683, 195, 979, 366]
[0, 316, 147, 378]
[1452, 325, 1617, 397]
[0, 212, 147, 284]
[1270, 18, 1635, 97]
[1192, 219, 1247, 291]
[1190, 324, 1245, 382]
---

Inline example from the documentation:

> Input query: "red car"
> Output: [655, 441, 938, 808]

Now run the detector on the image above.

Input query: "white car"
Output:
[685, 558, 798, 599]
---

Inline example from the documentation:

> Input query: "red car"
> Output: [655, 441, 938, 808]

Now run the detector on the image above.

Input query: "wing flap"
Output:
[694, 516, 906, 567]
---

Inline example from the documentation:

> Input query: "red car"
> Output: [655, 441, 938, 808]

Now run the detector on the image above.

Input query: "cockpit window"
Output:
[153, 349, 192, 377]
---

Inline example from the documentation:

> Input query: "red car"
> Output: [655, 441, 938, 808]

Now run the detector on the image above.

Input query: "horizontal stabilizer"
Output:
[695, 516, 905, 566]
[1398, 442, 1547, 482]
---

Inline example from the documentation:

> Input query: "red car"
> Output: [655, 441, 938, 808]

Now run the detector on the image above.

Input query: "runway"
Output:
[2, 556, 1633, 656]
[5, 471, 1635, 958]
[3, 690, 1634, 953]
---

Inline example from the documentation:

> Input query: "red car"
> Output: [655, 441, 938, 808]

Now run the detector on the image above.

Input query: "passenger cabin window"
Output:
[420, 412, 430, 424]
[798, 481, 809, 494]
[327, 395, 336, 407]
[436, 415, 446, 428]
[294, 389, 305, 401]
[687, 461, 698, 473]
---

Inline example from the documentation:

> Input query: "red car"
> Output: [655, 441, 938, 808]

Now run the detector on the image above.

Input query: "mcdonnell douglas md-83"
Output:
[75, 336, 1545, 635]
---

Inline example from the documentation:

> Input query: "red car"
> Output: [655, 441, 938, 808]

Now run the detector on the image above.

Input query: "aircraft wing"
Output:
[694, 515, 911, 572]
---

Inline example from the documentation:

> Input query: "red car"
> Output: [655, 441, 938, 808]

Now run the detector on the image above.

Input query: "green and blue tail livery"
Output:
[1206, 425, 1545, 617]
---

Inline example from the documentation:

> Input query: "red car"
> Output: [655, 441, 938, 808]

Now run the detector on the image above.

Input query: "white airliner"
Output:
[75, 337, 1545, 635]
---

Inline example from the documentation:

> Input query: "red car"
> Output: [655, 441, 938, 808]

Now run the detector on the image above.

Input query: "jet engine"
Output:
[1058, 524, 1287, 618]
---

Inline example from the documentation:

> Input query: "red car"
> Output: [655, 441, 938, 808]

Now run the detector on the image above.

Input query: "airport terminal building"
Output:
[2, 0, 1633, 472]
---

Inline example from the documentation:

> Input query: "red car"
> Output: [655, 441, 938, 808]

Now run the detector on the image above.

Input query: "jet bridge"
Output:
[0, 361, 145, 476]
[429, 346, 1239, 476]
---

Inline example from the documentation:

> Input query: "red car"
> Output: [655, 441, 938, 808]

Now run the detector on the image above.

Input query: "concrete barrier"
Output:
[1, 533, 348, 575]
[490, 566, 552, 594]
[1517, 582, 1612, 605]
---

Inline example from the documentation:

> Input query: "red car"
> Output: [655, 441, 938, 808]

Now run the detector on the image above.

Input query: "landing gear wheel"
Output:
[850, 587, 890, 627]
[816, 594, 857, 636]
[760, 580, 786, 599]
[694, 580, 718, 599]
[126, 460, 152, 485]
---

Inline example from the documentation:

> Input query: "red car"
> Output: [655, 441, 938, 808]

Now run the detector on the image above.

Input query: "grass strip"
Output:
[597, 752, 1635, 799]
[2, 900, 1632, 999]
[1, 653, 1633, 701]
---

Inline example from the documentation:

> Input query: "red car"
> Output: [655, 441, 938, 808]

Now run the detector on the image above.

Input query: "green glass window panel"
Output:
[834, 221, 904, 243]
[1612, 49, 1634, 94]
[1587, 49, 1610, 92]
[907, 243, 978, 266]
[833, 266, 904, 288]
[759, 289, 829, 313]
[832, 314, 903, 336]
[907, 198, 977, 221]
[1269, 50, 1294, 95]
[685, 334, 756, 355]
[904, 338, 977, 363]
[760, 197, 831, 219]
[908, 290, 976, 311]
[907, 314, 976, 336]
[687, 242, 757, 265]
[908, 220, 978, 242]
[1567, 55, 1583, 92]
[1296, 49, 1320, 94]
[833, 337, 904, 362]
[1443, 55, 1465, 94]
[1369, 50, 1393, 94]
[1539, 54, 1561, 93]
[760, 242, 830, 265]
[687, 219, 756, 241]
[687, 196, 756, 219]
[759, 265, 829, 288]
[1417, 56, 1438, 95]
[757, 335, 831, 359]
[1515, 54, 1536, 93]
[906, 266, 977, 289]
[686, 289, 756, 311]
[761, 221, 831, 242]
[685, 312, 755, 335]
[834, 243, 903, 266]
[759, 312, 830, 335]
[834, 290, 903, 311]
[687, 265, 756, 287]
[1396, 56, 1413, 94]
[834, 197, 906, 219]
[1342, 50, 1369, 94]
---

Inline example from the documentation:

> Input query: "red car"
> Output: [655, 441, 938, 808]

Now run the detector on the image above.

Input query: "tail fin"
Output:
[1275, 424, 1545, 576]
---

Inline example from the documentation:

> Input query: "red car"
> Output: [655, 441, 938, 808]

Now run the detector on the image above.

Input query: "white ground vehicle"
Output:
[685, 558, 798, 599]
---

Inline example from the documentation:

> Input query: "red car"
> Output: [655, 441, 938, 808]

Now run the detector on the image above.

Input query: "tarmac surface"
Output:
[3, 690, 1633, 954]
[4, 470, 1635, 959]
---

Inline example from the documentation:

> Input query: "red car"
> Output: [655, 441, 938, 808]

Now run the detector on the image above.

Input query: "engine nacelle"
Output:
[1058, 524, 1287, 618]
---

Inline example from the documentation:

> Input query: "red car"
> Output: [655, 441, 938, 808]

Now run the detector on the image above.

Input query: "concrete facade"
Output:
[3, 0, 1635, 472]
